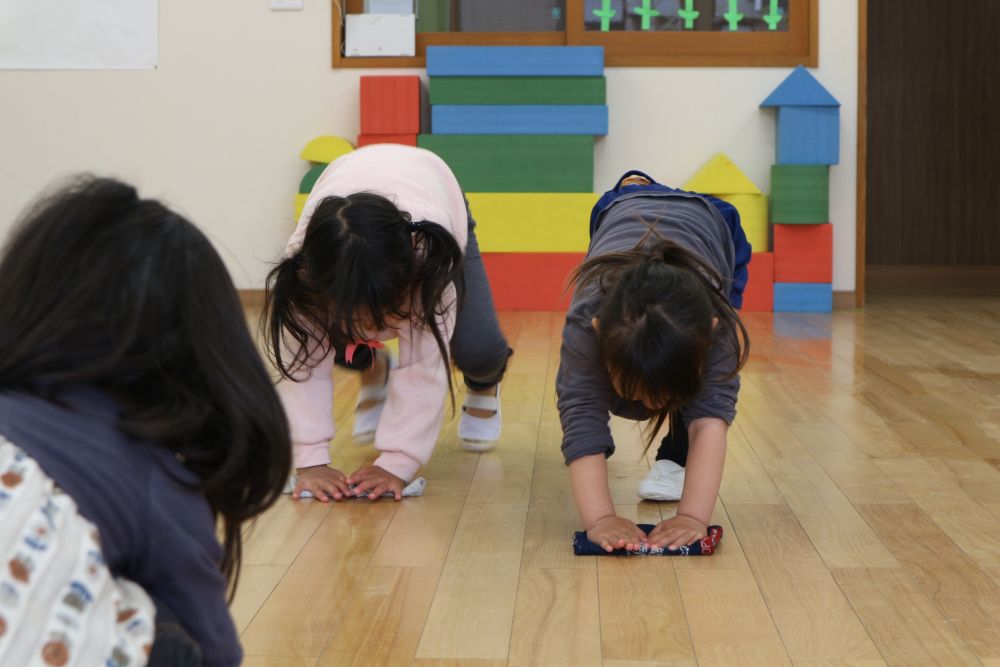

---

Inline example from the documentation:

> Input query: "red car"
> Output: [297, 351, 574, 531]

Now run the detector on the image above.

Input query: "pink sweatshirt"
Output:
[280, 144, 468, 481]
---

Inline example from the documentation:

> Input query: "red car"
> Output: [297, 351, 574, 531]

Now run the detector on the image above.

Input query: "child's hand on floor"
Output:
[295, 465, 352, 502]
[347, 466, 406, 501]
[586, 515, 648, 553]
[646, 514, 707, 550]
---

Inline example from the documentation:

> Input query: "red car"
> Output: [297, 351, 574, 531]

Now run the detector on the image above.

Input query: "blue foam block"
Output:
[426, 46, 605, 77]
[431, 105, 608, 135]
[774, 283, 833, 312]
[761, 66, 841, 107]
[776, 106, 840, 165]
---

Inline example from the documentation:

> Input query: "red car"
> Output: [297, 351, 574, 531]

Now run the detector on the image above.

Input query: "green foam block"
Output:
[770, 164, 829, 224]
[299, 163, 327, 194]
[417, 134, 594, 192]
[429, 77, 606, 106]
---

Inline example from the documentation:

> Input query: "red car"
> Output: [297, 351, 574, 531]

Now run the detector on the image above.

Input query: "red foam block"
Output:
[360, 75, 421, 135]
[741, 252, 774, 312]
[357, 134, 418, 147]
[482, 253, 585, 311]
[773, 223, 832, 283]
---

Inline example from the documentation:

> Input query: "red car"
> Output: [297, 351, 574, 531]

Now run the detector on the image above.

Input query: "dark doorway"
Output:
[865, 0, 1000, 296]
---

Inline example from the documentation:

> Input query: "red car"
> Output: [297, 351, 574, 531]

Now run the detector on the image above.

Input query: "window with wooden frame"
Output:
[333, 0, 817, 68]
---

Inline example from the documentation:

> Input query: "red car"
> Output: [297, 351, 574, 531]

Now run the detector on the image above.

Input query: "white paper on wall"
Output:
[0, 0, 158, 70]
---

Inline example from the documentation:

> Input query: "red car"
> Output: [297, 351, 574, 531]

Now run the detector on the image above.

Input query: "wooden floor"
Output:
[236, 295, 1000, 667]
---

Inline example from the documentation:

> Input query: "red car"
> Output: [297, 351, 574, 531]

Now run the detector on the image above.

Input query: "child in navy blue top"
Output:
[0, 177, 292, 666]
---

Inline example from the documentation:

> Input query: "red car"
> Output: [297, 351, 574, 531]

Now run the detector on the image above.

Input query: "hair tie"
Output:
[409, 220, 424, 232]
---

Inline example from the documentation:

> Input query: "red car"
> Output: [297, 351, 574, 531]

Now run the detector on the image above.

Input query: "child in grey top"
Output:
[557, 171, 751, 553]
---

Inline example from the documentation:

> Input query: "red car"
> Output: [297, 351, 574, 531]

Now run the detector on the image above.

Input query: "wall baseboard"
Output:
[239, 289, 265, 308]
[240, 289, 861, 312]
[867, 265, 1000, 296]
[833, 291, 856, 310]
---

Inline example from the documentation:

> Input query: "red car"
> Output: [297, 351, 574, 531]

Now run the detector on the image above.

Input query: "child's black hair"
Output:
[571, 235, 750, 448]
[263, 192, 464, 403]
[0, 176, 292, 597]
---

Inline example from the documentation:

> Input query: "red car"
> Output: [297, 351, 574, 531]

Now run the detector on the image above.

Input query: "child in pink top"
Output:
[264, 145, 511, 501]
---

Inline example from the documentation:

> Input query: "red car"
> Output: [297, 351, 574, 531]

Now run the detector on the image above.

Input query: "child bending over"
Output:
[558, 170, 750, 552]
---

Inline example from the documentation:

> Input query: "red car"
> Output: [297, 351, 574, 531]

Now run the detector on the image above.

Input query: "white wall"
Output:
[0, 0, 857, 291]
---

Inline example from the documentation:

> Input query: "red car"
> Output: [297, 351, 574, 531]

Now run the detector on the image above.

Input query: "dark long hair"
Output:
[572, 236, 749, 448]
[0, 176, 291, 597]
[263, 192, 464, 402]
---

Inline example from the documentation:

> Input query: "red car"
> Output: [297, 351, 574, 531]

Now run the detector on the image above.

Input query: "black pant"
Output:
[655, 412, 689, 467]
[148, 600, 202, 667]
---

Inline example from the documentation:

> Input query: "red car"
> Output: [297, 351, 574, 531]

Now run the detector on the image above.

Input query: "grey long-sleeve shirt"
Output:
[557, 191, 741, 464]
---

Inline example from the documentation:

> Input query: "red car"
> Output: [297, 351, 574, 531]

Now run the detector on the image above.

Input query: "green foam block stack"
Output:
[770, 164, 829, 224]
[417, 134, 594, 193]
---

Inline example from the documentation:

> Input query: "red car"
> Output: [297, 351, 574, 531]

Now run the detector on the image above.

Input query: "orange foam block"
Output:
[357, 134, 418, 147]
[360, 75, 421, 135]
[773, 223, 833, 283]
[741, 252, 774, 312]
[482, 253, 584, 311]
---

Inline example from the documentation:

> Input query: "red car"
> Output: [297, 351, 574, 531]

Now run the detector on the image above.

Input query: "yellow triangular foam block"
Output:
[300, 135, 354, 164]
[720, 193, 768, 251]
[683, 154, 762, 195]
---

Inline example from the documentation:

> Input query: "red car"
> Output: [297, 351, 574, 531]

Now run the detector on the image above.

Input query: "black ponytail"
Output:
[571, 235, 750, 450]
[263, 192, 464, 405]
[409, 219, 465, 405]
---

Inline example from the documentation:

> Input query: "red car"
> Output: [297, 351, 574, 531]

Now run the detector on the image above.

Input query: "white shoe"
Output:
[637, 459, 686, 501]
[352, 351, 395, 444]
[458, 384, 501, 452]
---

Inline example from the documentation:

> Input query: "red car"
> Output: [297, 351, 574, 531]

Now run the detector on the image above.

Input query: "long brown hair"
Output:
[0, 176, 292, 599]
[571, 237, 749, 448]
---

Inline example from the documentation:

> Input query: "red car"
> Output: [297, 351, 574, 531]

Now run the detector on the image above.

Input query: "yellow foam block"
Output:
[720, 193, 769, 252]
[294, 193, 309, 221]
[720, 193, 768, 231]
[684, 153, 762, 195]
[300, 135, 354, 164]
[741, 222, 769, 254]
[466, 192, 596, 253]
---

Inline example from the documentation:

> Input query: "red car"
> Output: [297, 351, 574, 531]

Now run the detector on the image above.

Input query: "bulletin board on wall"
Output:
[333, 0, 817, 68]
[0, 0, 158, 70]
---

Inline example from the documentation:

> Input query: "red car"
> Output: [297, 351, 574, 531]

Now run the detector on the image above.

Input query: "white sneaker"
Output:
[352, 351, 395, 444]
[458, 384, 501, 452]
[637, 459, 686, 501]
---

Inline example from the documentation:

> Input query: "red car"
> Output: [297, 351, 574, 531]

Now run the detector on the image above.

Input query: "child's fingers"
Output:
[309, 484, 330, 502]
[367, 482, 388, 499]
[331, 478, 351, 498]
[668, 531, 702, 550]
[318, 481, 342, 502]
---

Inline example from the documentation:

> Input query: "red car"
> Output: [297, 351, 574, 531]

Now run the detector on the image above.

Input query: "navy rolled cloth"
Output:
[573, 524, 723, 556]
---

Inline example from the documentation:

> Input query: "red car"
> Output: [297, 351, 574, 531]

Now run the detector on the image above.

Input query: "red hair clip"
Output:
[344, 339, 386, 365]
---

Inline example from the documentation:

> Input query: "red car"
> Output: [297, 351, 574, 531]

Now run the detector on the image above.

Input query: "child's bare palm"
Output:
[586, 515, 647, 552]
[294, 466, 351, 502]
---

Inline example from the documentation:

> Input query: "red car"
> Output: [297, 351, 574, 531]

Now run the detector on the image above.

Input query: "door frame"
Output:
[855, 0, 867, 306]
